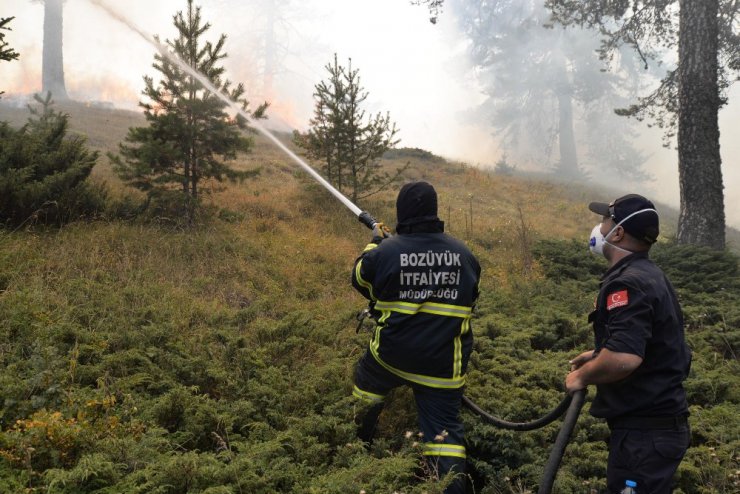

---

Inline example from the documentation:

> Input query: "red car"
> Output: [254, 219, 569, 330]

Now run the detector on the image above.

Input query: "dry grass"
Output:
[2, 99, 736, 256]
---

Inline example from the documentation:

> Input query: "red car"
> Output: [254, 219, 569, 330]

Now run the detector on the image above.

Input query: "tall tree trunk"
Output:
[42, 0, 68, 100]
[677, 0, 725, 249]
[554, 51, 578, 177]
[556, 89, 578, 177]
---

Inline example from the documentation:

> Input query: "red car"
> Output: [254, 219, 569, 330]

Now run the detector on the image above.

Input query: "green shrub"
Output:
[0, 93, 105, 226]
[0, 222, 736, 492]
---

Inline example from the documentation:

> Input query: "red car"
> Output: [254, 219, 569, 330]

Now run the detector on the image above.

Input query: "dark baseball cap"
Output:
[589, 194, 660, 244]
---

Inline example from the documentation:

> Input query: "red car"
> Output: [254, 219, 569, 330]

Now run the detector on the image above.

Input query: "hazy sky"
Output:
[2, 0, 738, 228]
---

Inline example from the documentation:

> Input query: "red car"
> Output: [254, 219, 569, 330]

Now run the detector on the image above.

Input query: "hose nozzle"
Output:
[358, 211, 378, 230]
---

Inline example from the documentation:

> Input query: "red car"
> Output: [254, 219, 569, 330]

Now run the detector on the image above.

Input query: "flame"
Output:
[264, 97, 304, 131]
[2, 63, 141, 111]
[67, 75, 140, 110]
[3, 59, 42, 97]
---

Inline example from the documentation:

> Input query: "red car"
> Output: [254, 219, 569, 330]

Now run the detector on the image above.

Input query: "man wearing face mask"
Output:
[567, 194, 691, 494]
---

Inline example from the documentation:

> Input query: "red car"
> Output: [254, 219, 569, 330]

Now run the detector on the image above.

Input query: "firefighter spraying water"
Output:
[87, 1, 586, 492]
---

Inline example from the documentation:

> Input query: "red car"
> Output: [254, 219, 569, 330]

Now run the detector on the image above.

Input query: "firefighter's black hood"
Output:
[395, 181, 444, 234]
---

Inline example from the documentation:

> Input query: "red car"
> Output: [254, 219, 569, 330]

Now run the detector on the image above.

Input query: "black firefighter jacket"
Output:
[352, 229, 481, 389]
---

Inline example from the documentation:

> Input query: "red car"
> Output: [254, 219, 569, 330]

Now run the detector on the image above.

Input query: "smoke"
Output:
[1, 0, 738, 228]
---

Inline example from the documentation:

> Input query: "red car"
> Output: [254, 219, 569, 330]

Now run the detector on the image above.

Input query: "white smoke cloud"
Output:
[1, 0, 738, 228]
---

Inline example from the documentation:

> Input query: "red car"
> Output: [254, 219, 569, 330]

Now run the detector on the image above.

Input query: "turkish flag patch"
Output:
[606, 290, 629, 310]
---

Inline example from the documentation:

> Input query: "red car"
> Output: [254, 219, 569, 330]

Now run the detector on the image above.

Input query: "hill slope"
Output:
[0, 103, 738, 493]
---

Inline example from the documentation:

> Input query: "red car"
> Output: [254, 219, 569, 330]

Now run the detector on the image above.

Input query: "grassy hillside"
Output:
[0, 103, 738, 493]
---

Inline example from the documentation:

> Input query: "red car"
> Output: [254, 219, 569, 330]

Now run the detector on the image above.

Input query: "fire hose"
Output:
[462, 389, 587, 494]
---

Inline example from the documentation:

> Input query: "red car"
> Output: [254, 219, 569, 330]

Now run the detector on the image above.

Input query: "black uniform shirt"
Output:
[589, 252, 692, 419]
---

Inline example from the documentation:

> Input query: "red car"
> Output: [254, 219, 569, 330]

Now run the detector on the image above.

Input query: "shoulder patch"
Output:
[606, 290, 629, 310]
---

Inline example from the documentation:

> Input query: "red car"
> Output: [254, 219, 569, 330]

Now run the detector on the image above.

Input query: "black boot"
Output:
[356, 402, 384, 445]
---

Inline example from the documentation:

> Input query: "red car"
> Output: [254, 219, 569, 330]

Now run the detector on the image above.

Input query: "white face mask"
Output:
[589, 224, 608, 256]
[588, 208, 658, 257]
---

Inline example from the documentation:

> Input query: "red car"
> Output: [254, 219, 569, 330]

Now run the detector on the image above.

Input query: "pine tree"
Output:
[1, 16, 20, 98]
[0, 92, 101, 226]
[295, 54, 401, 204]
[110, 0, 267, 223]
[0, 17, 19, 63]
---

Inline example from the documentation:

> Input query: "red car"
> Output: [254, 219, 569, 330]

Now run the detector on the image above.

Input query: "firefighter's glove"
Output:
[372, 222, 391, 243]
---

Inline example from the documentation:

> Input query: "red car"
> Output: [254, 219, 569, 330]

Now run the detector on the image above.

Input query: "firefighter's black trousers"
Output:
[606, 420, 690, 493]
[353, 351, 466, 494]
